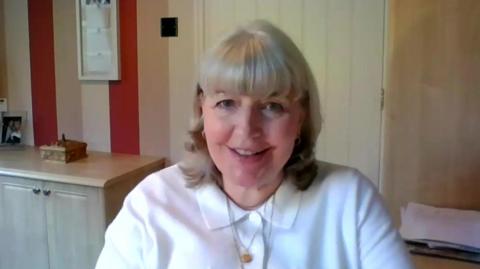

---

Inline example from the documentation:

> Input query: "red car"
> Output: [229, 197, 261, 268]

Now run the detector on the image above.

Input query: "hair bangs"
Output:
[200, 31, 302, 100]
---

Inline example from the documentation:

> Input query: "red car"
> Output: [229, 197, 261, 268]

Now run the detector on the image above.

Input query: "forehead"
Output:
[206, 88, 290, 98]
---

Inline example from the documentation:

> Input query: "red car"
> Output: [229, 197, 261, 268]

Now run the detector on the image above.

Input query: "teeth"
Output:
[234, 149, 257, 156]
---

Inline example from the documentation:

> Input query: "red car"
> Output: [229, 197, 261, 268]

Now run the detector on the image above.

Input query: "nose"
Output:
[235, 107, 262, 139]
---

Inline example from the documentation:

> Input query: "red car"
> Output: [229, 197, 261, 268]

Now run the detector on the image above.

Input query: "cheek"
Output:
[267, 115, 301, 143]
[203, 110, 231, 145]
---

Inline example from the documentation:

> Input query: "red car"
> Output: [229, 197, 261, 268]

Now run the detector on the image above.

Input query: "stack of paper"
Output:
[400, 202, 480, 263]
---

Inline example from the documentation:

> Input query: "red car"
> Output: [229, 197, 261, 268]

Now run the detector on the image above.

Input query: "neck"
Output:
[222, 175, 283, 210]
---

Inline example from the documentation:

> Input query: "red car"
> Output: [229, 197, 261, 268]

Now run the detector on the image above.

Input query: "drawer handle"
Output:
[43, 190, 51, 196]
[32, 188, 41, 194]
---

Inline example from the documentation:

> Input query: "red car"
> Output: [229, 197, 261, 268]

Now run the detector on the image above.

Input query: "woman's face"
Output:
[202, 90, 304, 189]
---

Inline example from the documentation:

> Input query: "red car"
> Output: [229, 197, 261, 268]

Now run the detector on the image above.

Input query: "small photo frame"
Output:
[1, 114, 24, 145]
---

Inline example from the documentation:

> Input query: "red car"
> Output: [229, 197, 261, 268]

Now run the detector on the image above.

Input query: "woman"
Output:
[95, 20, 413, 269]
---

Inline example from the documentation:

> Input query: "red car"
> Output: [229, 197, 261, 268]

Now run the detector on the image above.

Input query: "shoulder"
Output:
[124, 163, 192, 212]
[135, 163, 186, 192]
[301, 160, 380, 214]
[311, 160, 375, 194]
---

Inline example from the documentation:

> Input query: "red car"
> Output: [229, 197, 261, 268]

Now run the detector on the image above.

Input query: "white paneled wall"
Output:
[171, 0, 385, 185]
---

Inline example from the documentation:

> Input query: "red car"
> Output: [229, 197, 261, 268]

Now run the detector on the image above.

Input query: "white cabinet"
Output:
[44, 181, 105, 269]
[0, 147, 164, 269]
[0, 176, 106, 269]
[0, 176, 49, 269]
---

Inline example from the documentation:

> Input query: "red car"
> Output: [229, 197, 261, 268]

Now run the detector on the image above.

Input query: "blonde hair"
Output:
[180, 20, 322, 190]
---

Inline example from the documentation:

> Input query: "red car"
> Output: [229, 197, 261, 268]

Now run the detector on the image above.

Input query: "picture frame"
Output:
[0, 111, 26, 146]
[75, 0, 120, 80]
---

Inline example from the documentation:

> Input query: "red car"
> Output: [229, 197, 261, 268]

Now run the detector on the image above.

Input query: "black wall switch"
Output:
[161, 17, 178, 37]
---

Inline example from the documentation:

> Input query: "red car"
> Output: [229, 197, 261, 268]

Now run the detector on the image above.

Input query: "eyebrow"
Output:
[268, 91, 281, 97]
[213, 89, 226, 95]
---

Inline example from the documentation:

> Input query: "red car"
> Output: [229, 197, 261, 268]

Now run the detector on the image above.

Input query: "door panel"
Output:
[0, 176, 49, 269]
[44, 181, 104, 269]
[383, 0, 480, 224]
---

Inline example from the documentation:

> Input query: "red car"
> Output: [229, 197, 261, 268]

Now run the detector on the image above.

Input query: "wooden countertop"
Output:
[0, 146, 165, 187]
[412, 254, 480, 269]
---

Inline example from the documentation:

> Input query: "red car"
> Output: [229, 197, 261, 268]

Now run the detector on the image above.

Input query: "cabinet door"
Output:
[44, 181, 105, 269]
[0, 176, 49, 269]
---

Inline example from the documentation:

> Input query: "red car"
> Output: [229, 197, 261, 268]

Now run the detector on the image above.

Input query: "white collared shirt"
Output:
[95, 162, 413, 269]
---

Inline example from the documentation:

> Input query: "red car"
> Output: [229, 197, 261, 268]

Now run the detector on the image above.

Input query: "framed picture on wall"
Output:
[75, 0, 120, 80]
[0, 112, 26, 147]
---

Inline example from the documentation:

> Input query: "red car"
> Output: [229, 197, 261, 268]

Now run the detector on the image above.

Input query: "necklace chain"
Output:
[226, 195, 276, 269]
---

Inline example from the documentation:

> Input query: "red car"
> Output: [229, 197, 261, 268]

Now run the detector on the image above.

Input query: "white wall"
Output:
[3, 0, 34, 145]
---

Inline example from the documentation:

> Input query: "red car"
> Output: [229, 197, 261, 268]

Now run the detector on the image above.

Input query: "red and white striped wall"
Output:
[3, 0, 170, 158]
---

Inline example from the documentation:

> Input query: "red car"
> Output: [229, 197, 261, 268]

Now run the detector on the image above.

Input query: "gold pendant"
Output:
[240, 253, 253, 263]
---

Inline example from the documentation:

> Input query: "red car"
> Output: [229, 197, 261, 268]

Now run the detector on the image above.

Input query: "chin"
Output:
[230, 170, 280, 189]
[230, 175, 261, 188]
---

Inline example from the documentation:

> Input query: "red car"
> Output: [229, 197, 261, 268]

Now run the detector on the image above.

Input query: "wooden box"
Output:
[40, 140, 88, 163]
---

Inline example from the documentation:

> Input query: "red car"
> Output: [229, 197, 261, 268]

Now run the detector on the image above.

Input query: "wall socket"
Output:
[161, 17, 178, 37]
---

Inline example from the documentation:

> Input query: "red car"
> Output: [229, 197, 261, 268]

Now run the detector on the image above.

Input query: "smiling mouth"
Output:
[228, 147, 270, 157]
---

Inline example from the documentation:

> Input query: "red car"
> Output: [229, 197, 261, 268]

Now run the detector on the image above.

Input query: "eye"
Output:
[263, 102, 285, 114]
[215, 99, 236, 110]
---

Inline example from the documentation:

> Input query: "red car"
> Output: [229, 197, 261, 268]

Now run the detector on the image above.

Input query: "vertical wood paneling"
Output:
[256, 0, 280, 25]
[349, 0, 384, 183]
[279, 0, 304, 49]
[324, 0, 352, 164]
[383, 0, 480, 225]
[205, 0, 235, 48]
[304, 0, 328, 159]
[234, 0, 256, 24]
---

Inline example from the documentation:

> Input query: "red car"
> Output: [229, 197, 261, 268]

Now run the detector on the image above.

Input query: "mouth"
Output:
[228, 147, 270, 157]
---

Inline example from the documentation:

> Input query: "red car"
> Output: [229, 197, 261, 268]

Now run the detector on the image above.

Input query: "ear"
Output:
[195, 83, 205, 116]
[196, 83, 204, 97]
[298, 105, 306, 128]
[294, 104, 308, 140]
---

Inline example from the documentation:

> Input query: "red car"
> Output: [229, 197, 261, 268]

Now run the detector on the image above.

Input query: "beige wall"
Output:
[53, 0, 83, 141]
[3, 0, 34, 145]
[137, 0, 170, 158]
[81, 82, 111, 152]
[52, 0, 111, 152]
[168, 0, 195, 162]
[0, 0, 7, 99]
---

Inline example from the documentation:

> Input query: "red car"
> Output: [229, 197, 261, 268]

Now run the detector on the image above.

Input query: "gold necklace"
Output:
[226, 194, 276, 268]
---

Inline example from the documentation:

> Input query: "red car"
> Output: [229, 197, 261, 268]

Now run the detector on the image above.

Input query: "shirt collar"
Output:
[195, 179, 302, 230]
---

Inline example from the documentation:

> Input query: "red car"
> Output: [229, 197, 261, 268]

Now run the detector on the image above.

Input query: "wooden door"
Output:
[193, 0, 386, 185]
[44, 181, 105, 269]
[0, 176, 49, 269]
[382, 0, 480, 224]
